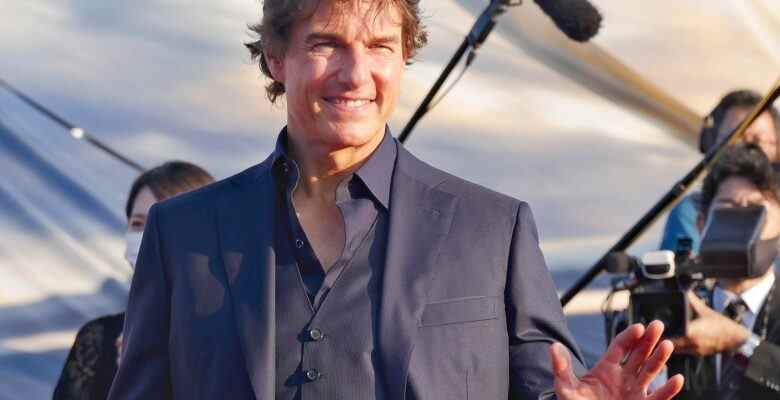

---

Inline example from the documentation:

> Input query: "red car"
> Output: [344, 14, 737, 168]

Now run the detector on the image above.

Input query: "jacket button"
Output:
[305, 368, 321, 382]
[309, 328, 324, 341]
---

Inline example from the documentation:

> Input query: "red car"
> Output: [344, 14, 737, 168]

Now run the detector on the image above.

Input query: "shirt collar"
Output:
[271, 127, 293, 167]
[352, 127, 395, 209]
[714, 272, 776, 315]
[270, 126, 396, 209]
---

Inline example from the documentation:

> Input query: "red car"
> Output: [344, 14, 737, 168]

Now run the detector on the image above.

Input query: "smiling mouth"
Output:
[324, 97, 375, 109]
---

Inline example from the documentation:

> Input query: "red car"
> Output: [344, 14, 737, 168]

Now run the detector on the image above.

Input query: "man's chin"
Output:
[319, 124, 385, 148]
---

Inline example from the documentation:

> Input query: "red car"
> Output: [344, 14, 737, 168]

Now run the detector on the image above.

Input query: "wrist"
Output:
[728, 323, 750, 350]
[737, 333, 762, 358]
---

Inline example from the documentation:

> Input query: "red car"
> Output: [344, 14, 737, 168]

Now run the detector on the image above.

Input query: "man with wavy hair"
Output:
[109, 1, 683, 399]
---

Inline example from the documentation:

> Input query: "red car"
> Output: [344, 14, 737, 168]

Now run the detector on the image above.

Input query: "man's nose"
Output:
[338, 47, 370, 87]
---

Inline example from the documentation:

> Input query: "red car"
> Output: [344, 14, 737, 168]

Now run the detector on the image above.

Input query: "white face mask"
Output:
[124, 231, 144, 269]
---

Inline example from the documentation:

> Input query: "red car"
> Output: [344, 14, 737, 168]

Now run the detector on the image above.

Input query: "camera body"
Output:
[619, 205, 766, 338]
[629, 251, 692, 338]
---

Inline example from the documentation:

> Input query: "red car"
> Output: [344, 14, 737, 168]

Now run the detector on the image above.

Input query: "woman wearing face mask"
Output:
[53, 161, 214, 400]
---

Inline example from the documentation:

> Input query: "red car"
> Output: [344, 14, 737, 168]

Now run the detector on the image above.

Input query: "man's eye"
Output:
[372, 44, 394, 53]
[311, 42, 336, 52]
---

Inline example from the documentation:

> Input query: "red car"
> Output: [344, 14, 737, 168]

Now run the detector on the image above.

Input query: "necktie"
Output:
[719, 298, 749, 399]
[723, 298, 748, 325]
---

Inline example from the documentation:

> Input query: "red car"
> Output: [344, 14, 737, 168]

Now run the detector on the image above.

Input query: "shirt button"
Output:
[305, 368, 321, 382]
[295, 239, 304, 249]
[308, 328, 324, 341]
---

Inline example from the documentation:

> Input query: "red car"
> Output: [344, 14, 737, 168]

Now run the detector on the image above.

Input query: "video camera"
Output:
[604, 205, 767, 340]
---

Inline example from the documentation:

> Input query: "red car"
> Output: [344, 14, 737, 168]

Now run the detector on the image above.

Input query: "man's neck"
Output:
[719, 269, 776, 295]
[287, 130, 384, 203]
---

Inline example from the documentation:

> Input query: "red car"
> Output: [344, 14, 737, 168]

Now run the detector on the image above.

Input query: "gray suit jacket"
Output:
[108, 139, 585, 400]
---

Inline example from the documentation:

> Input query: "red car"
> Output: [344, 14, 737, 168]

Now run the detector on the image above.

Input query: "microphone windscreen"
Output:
[533, 0, 603, 42]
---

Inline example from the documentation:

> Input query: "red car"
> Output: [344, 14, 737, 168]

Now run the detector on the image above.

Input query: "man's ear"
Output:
[265, 53, 285, 84]
[696, 212, 705, 234]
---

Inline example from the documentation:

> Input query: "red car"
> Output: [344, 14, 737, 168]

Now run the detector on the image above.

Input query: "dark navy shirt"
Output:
[270, 127, 396, 310]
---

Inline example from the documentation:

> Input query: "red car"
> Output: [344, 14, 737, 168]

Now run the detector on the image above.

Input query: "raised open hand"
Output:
[550, 320, 684, 400]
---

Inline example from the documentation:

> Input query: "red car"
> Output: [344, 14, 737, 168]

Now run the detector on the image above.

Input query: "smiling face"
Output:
[266, 1, 406, 151]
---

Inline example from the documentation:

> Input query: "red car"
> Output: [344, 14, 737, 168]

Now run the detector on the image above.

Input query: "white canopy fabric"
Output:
[1, 0, 778, 397]
[0, 92, 134, 397]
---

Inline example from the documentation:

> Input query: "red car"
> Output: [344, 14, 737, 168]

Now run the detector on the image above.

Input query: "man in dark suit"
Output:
[108, 1, 683, 399]
[670, 144, 780, 399]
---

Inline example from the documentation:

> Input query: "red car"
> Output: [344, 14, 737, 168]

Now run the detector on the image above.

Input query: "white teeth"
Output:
[330, 98, 371, 108]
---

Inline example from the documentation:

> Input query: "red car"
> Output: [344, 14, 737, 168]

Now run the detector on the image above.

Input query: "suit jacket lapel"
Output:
[753, 280, 779, 336]
[217, 160, 276, 399]
[379, 144, 458, 400]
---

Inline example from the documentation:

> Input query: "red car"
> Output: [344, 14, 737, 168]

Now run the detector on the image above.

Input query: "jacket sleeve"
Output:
[744, 340, 780, 392]
[108, 204, 173, 399]
[506, 202, 586, 399]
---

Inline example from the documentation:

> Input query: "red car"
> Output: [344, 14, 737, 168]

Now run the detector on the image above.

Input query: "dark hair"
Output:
[125, 161, 215, 219]
[700, 143, 780, 214]
[699, 89, 780, 153]
[245, 0, 427, 103]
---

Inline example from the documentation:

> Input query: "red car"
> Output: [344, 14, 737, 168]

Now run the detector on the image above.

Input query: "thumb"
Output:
[687, 292, 711, 315]
[549, 342, 577, 389]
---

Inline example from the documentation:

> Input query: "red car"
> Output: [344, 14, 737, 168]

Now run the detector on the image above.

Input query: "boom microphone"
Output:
[533, 0, 603, 42]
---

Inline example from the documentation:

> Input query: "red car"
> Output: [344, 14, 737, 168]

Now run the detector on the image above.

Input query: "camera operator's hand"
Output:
[669, 293, 750, 356]
[550, 321, 684, 400]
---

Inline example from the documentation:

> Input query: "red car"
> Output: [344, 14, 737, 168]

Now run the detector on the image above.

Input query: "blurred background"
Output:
[1, 0, 778, 397]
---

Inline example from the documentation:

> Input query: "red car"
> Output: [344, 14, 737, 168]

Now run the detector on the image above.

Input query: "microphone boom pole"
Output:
[561, 76, 780, 307]
[0, 78, 145, 173]
[398, 0, 517, 143]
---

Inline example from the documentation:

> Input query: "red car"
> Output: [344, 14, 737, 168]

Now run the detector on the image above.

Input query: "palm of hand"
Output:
[557, 355, 652, 400]
[551, 321, 684, 400]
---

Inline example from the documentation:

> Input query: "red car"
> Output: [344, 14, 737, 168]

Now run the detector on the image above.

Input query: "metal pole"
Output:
[561, 77, 780, 307]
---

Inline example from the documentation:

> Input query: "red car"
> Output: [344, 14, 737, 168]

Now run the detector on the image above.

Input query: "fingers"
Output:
[636, 339, 674, 388]
[667, 337, 689, 354]
[647, 374, 684, 400]
[602, 323, 645, 365]
[623, 320, 664, 373]
[549, 342, 577, 390]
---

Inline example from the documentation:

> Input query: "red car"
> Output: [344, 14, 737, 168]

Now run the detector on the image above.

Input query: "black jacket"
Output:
[53, 313, 124, 400]
[107, 138, 586, 400]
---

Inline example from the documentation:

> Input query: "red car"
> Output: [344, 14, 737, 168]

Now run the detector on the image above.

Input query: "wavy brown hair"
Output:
[245, 0, 427, 103]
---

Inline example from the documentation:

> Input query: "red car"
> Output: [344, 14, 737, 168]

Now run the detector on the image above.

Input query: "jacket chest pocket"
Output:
[421, 296, 498, 327]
